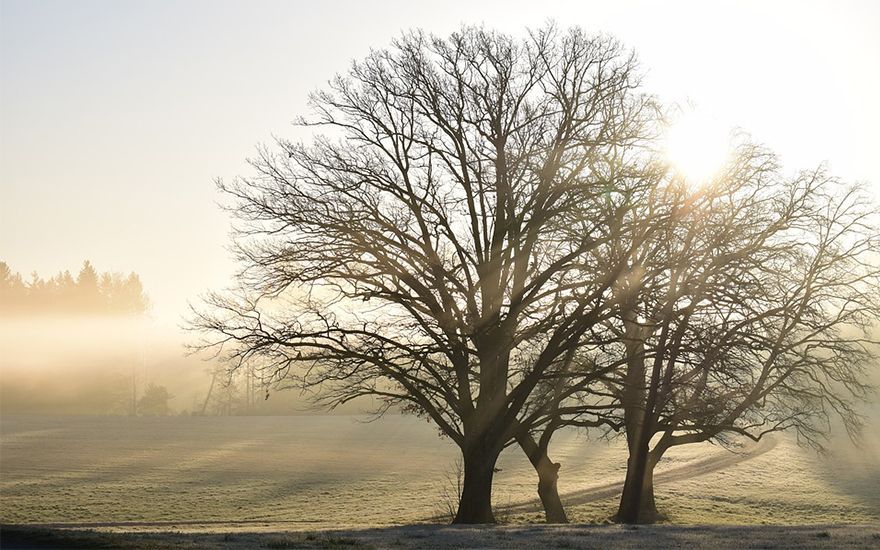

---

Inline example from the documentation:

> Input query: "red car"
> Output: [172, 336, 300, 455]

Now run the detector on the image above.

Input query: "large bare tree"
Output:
[192, 25, 662, 523]
[605, 143, 880, 523]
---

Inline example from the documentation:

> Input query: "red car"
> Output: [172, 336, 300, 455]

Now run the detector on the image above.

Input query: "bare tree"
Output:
[191, 25, 662, 523]
[606, 142, 880, 523]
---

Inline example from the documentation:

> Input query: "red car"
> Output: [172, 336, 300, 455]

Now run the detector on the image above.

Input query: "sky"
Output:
[2, 0, 879, 326]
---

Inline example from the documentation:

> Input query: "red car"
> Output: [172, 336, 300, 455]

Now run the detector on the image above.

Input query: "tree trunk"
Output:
[617, 450, 660, 523]
[516, 432, 568, 523]
[453, 446, 500, 524]
[617, 448, 643, 523]
[618, 312, 671, 524]
[537, 463, 567, 524]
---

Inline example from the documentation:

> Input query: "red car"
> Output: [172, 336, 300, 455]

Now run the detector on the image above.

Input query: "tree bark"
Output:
[617, 450, 660, 523]
[516, 431, 568, 523]
[453, 446, 500, 524]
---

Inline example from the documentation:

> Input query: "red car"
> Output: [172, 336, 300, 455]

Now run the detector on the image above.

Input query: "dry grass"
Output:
[1, 415, 877, 530]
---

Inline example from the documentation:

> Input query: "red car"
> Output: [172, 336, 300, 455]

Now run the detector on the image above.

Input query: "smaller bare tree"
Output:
[607, 144, 880, 523]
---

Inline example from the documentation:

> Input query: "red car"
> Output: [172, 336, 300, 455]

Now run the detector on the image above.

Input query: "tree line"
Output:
[192, 25, 880, 524]
[0, 260, 149, 315]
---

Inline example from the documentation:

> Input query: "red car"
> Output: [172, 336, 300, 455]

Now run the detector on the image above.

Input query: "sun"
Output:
[664, 110, 732, 185]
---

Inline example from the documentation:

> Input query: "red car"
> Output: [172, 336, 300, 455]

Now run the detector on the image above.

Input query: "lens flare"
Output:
[664, 111, 732, 185]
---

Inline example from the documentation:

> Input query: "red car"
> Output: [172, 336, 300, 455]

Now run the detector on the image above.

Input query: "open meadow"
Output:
[2, 414, 878, 531]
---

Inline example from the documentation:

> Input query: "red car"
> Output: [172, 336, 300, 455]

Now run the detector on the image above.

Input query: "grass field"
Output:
[1, 415, 878, 531]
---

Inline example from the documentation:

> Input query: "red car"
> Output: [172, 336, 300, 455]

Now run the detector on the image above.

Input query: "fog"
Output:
[826, 362, 880, 476]
[0, 316, 341, 416]
[2, 314, 878, 459]
[1, 317, 195, 414]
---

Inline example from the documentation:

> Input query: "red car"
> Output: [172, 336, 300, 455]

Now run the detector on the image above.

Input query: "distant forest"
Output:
[0, 260, 149, 315]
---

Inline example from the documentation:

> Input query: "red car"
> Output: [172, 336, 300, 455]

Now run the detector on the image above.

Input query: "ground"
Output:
[3, 523, 880, 549]
[1, 415, 878, 548]
[2, 416, 877, 528]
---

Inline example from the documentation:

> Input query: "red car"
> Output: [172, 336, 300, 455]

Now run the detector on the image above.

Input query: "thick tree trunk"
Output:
[617, 451, 660, 523]
[454, 323, 511, 524]
[617, 449, 643, 523]
[516, 432, 568, 523]
[617, 309, 671, 524]
[453, 446, 500, 524]
[616, 311, 649, 524]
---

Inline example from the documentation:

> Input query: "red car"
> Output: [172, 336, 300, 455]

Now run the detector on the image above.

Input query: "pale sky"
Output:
[2, 0, 879, 325]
